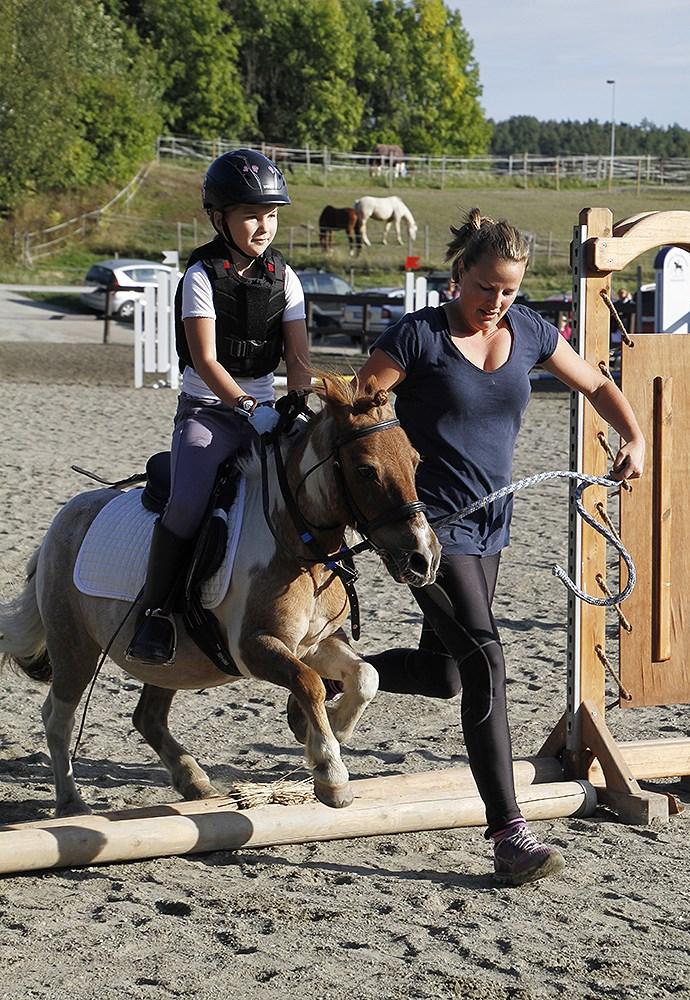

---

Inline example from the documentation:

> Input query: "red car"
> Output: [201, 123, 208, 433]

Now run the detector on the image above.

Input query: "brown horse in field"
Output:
[318, 206, 362, 256]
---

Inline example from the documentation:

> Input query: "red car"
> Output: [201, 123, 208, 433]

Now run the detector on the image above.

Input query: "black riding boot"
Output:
[125, 521, 191, 666]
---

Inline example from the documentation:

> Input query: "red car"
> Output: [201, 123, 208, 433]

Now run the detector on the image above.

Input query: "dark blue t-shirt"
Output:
[373, 303, 560, 555]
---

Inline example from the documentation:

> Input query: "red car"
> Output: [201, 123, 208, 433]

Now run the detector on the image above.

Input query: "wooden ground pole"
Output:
[0, 760, 595, 876]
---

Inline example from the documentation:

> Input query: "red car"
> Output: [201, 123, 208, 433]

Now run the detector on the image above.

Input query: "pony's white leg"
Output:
[242, 633, 352, 808]
[360, 219, 371, 247]
[133, 684, 221, 800]
[42, 690, 92, 816]
[303, 630, 378, 744]
[395, 218, 403, 245]
[382, 220, 392, 245]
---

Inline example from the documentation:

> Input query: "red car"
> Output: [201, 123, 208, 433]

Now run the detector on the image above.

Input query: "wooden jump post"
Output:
[540, 208, 690, 823]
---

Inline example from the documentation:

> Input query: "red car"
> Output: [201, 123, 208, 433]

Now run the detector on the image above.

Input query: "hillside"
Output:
[6, 161, 690, 296]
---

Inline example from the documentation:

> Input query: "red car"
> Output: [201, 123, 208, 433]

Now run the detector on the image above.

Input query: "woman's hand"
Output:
[610, 437, 645, 481]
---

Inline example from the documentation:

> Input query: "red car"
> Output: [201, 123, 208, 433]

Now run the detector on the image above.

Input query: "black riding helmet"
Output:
[202, 148, 291, 212]
[202, 149, 290, 261]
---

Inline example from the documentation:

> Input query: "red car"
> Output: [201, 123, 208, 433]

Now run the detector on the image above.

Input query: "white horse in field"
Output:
[354, 196, 418, 248]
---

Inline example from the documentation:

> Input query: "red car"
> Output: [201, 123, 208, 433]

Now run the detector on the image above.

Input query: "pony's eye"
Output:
[356, 464, 379, 481]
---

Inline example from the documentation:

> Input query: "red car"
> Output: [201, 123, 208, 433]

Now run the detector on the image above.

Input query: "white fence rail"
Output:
[134, 270, 181, 389]
[135, 270, 440, 390]
[404, 272, 439, 314]
[157, 134, 690, 188]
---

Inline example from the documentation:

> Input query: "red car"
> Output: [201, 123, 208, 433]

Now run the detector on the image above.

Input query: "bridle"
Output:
[324, 418, 427, 536]
[259, 404, 427, 639]
[263, 415, 426, 554]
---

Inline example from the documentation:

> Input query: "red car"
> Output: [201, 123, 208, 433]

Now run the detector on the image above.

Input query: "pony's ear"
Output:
[318, 373, 351, 409]
[350, 375, 388, 414]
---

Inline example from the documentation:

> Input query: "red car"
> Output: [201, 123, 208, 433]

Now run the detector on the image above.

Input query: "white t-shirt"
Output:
[180, 260, 306, 402]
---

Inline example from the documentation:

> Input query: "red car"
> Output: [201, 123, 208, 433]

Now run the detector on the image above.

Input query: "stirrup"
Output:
[125, 608, 177, 666]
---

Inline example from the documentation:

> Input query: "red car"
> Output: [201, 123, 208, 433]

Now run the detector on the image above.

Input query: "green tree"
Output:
[489, 116, 690, 157]
[0, 0, 162, 212]
[124, 0, 253, 137]
[228, 0, 364, 148]
[365, 0, 490, 155]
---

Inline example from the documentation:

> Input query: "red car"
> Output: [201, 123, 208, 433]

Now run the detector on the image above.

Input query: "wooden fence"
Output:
[18, 164, 153, 266]
[157, 135, 690, 189]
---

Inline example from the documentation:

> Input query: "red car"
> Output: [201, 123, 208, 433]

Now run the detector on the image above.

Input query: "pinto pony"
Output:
[0, 378, 440, 817]
[318, 206, 361, 256]
[354, 196, 418, 248]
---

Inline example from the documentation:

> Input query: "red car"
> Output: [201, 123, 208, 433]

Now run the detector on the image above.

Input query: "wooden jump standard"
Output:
[540, 208, 690, 823]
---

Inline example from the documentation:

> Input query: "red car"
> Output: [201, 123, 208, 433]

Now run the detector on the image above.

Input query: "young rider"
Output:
[126, 149, 310, 666]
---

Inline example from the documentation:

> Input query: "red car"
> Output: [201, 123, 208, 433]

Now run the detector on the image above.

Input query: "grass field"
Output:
[5, 160, 690, 297]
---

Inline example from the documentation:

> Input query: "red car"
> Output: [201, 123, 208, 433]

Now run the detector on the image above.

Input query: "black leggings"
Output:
[366, 552, 521, 835]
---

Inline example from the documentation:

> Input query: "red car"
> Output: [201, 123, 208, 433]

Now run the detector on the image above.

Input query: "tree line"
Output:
[490, 117, 690, 159]
[2, 0, 690, 215]
[0, 0, 487, 212]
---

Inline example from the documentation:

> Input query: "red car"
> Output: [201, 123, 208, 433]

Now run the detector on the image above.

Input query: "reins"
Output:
[263, 392, 636, 623]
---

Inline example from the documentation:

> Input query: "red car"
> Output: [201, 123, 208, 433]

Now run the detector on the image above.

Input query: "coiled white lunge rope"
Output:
[431, 471, 635, 607]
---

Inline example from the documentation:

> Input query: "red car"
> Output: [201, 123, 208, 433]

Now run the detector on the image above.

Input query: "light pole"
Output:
[606, 79, 616, 191]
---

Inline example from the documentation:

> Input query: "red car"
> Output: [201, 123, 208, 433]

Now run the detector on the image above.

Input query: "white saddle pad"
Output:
[73, 478, 246, 610]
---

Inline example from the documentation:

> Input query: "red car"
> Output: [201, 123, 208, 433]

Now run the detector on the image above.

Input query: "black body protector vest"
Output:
[175, 236, 287, 379]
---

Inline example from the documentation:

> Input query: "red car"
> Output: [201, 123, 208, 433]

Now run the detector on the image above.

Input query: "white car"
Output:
[80, 259, 176, 321]
[341, 286, 406, 342]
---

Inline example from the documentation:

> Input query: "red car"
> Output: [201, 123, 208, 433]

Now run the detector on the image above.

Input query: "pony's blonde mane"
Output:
[236, 371, 390, 480]
[311, 369, 390, 414]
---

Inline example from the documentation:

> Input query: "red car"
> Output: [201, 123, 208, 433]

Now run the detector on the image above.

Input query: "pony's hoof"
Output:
[181, 782, 221, 801]
[313, 779, 353, 809]
[55, 799, 93, 818]
[286, 693, 308, 745]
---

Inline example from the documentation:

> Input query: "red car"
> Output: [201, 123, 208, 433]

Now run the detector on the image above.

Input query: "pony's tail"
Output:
[0, 547, 51, 684]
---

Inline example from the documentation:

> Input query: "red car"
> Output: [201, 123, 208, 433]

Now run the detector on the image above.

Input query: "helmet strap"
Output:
[217, 217, 256, 263]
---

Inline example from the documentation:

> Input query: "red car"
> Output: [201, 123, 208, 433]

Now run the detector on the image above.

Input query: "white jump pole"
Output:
[0, 761, 595, 875]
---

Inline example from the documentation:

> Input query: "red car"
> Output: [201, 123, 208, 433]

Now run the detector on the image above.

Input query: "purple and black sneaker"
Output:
[493, 823, 565, 886]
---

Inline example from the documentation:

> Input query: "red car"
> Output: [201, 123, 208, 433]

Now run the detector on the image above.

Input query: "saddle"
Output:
[72, 392, 315, 675]
[141, 451, 242, 675]
[141, 450, 237, 602]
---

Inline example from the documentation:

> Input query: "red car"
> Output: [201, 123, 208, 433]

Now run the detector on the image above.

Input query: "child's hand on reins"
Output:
[249, 405, 280, 436]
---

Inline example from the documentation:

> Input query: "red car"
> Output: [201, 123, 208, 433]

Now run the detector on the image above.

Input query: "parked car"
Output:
[425, 269, 453, 299]
[341, 286, 406, 342]
[80, 259, 176, 322]
[294, 268, 354, 329]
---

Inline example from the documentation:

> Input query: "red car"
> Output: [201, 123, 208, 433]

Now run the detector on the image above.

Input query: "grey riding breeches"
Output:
[160, 393, 254, 540]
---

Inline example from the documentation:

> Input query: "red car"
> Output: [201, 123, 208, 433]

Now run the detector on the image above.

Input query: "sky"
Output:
[450, 0, 690, 129]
